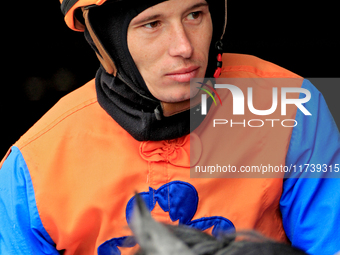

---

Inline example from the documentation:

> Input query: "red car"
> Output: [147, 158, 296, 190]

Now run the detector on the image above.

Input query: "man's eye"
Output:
[144, 21, 160, 29]
[187, 11, 201, 20]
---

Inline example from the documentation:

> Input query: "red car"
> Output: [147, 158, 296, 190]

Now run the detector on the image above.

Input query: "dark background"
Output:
[1, 1, 339, 156]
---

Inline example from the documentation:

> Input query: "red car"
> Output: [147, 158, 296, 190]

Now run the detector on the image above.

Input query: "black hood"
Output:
[83, 0, 226, 141]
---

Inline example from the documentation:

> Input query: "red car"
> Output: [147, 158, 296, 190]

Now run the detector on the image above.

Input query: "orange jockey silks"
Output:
[10, 54, 301, 255]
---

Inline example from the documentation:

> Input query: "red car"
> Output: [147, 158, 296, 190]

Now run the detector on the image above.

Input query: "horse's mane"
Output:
[127, 193, 307, 255]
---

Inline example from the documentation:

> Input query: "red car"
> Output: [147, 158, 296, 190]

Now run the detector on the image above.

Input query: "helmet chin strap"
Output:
[83, 8, 117, 76]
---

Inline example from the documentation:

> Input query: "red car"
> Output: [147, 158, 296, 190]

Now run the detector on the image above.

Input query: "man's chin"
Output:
[160, 92, 200, 103]
[150, 81, 202, 103]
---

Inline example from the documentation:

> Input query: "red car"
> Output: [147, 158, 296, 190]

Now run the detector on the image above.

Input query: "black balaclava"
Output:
[83, 0, 225, 141]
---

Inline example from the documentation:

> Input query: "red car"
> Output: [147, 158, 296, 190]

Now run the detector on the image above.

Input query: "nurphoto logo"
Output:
[197, 81, 312, 128]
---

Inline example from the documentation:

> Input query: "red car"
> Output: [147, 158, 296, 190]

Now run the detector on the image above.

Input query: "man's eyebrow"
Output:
[133, 14, 162, 25]
[131, 1, 209, 25]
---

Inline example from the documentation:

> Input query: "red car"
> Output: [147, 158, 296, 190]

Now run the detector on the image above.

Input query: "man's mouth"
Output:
[165, 66, 200, 83]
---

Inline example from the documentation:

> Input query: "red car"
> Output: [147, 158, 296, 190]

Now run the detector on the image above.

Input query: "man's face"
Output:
[127, 0, 213, 103]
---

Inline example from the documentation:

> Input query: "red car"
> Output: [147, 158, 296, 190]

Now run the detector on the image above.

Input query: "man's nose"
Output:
[168, 25, 194, 59]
